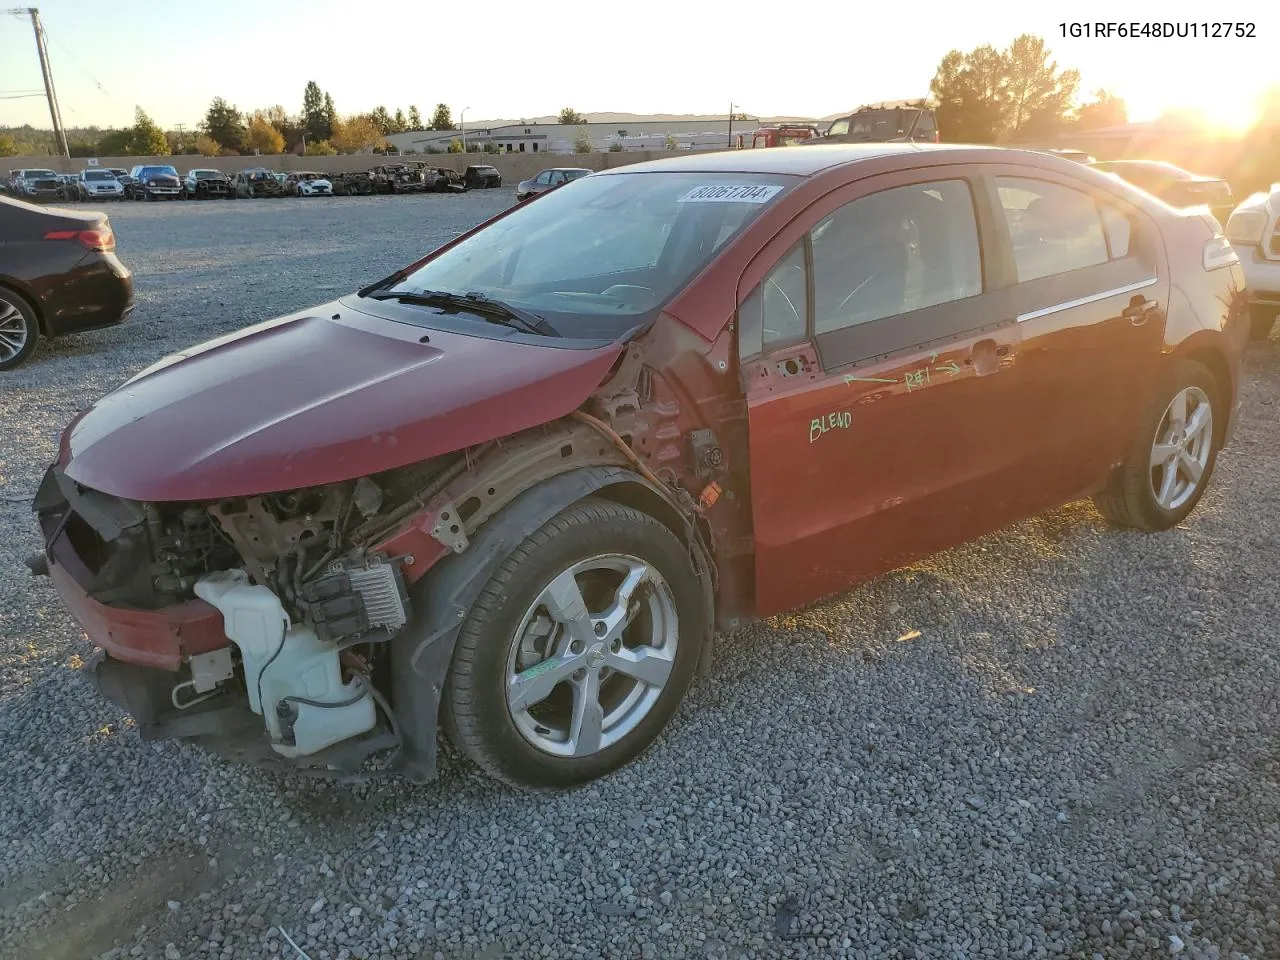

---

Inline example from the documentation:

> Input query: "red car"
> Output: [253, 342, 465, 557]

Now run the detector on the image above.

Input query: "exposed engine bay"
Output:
[33, 458, 452, 770]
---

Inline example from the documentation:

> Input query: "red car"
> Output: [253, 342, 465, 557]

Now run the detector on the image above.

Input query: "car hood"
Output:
[59, 298, 624, 502]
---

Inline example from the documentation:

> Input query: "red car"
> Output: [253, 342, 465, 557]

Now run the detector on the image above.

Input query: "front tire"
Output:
[1092, 359, 1222, 531]
[442, 499, 705, 789]
[0, 287, 39, 371]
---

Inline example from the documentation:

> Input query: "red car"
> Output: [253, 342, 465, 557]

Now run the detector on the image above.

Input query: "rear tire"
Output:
[1092, 359, 1222, 531]
[442, 498, 705, 789]
[1249, 305, 1277, 341]
[0, 286, 40, 372]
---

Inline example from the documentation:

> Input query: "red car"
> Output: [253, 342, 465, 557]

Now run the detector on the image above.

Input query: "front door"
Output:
[739, 167, 1037, 617]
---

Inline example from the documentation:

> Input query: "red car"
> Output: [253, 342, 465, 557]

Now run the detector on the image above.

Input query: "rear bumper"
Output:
[42, 255, 135, 338]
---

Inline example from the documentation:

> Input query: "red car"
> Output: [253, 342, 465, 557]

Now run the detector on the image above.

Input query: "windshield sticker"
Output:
[678, 184, 783, 204]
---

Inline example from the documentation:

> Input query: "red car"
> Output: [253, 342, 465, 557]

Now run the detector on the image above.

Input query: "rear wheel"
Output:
[0, 287, 39, 372]
[442, 499, 704, 789]
[1092, 359, 1221, 531]
[1250, 305, 1277, 341]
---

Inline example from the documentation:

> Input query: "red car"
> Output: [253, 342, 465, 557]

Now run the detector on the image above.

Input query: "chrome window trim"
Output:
[1016, 277, 1158, 323]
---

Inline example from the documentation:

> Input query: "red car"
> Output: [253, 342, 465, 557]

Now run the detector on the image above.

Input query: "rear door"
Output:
[987, 167, 1169, 504]
[739, 166, 1035, 616]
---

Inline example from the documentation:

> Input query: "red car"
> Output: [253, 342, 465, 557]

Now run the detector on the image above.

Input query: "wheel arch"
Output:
[388, 464, 712, 783]
[1172, 340, 1235, 444]
[0, 277, 46, 335]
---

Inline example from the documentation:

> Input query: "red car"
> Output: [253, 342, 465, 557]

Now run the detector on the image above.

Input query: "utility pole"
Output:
[728, 102, 736, 150]
[16, 8, 70, 159]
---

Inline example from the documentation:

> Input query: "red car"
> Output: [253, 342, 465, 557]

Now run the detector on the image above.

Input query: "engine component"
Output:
[352, 477, 384, 519]
[194, 569, 376, 758]
[298, 556, 410, 643]
[688, 429, 725, 477]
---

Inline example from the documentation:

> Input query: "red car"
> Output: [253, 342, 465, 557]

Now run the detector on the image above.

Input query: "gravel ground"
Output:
[3, 194, 1280, 960]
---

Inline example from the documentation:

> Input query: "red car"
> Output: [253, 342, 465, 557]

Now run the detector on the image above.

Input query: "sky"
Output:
[1, 1, 1275, 134]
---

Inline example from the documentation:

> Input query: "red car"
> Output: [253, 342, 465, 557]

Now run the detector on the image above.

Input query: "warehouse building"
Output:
[384, 118, 780, 155]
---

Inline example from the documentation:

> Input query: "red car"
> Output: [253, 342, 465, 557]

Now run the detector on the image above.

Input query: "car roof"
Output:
[594, 143, 1001, 178]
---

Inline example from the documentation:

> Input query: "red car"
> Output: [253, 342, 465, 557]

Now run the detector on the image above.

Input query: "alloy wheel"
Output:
[0, 297, 30, 365]
[505, 554, 679, 758]
[1149, 385, 1213, 511]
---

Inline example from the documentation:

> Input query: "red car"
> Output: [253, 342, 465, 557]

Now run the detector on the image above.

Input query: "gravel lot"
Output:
[3, 194, 1280, 960]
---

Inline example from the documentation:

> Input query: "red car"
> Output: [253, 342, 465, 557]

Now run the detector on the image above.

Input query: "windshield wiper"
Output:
[367, 289, 561, 337]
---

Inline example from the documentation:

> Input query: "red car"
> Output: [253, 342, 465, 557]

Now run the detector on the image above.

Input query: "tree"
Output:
[204, 97, 246, 153]
[303, 81, 333, 142]
[0, 133, 17, 157]
[447, 138, 464, 153]
[1003, 33, 1079, 138]
[97, 128, 132, 155]
[664, 134, 678, 150]
[574, 129, 593, 154]
[332, 115, 383, 154]
[370, 106, 393, 135]
[929, 35, 1079, 144]
[194, 134, 220, 156]
[430, 104, 455, 131]
[304, 139, 337, 156]
[392, 108, 407, 134]
[1076, 89, 1127, 130]
[407, 105, 423, 130]
[130, 108, 170, 155]
[559, 107, 586, 125]
[247, 114, 285, 155]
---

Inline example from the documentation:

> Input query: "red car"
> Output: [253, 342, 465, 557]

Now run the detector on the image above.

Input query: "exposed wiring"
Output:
[570, 409, 668, 490]
[367, 682, 401, 742]
[280, 674, 370, 711]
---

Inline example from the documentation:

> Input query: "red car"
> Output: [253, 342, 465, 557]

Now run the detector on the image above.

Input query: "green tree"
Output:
[1076, 89, 1127, 130]
[304, 139, 337, 156]
[370, 106, 393, 135]
[392, 108, 406, 134]
[574, 129, 593, 154]
[559, 107, 586, 125]
[407, 105, 423, 130]
[130, 108, 170, 155]
[0, 133, 18, 157]
[97, 128, 132, 155]
[447, 137, 464, 153]
[1003, 33, 1079, 139]
[203, 97, 246, 153]
[303, 82, 333, 141]
[430, 103, 455, 131]
[322, 93, 336, 135]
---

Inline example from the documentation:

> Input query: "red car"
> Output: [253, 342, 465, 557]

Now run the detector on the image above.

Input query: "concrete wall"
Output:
[3, 150, 693, 183]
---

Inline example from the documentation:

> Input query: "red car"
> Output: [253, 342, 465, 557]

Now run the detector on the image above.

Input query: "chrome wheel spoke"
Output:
[543, 568, 597, 653]
[1157, 460, 1179, 507]
[1178, 451, 1204, 484]
[508, 654, 581, 712]
[568, 669, 604, 757]
[1168, 389, 1188, 430]
[1184, 404, 1211, 443]
[596, 559, 650, 644]
[605, 645, 674, 687]
[1150, 442, 1178, 468]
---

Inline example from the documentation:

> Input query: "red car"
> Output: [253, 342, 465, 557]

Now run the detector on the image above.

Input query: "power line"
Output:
[41, 22, 110, 98]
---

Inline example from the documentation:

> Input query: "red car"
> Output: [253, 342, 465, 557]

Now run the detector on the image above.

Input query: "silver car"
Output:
[515, 167, 592, 201]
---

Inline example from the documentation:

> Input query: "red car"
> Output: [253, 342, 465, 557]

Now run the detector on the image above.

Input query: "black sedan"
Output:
[0, 195, 134, 371]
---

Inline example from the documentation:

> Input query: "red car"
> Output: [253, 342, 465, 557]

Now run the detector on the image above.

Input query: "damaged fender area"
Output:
[33, 343, 725, 780]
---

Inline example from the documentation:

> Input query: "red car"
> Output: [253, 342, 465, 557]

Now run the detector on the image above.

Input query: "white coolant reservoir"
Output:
[194, 570, 376, 758]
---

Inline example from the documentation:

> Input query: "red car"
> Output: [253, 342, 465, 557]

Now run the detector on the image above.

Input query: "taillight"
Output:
[43, 225, 115, 252]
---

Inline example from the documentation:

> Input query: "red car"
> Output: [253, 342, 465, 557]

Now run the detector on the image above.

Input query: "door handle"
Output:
[1122, 297, 1159, 325]
[966, 338, 1010, 376]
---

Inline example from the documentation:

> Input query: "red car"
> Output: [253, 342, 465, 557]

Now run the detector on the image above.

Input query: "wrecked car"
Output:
[33, 146, 1249, 789]
[333, 171, 378, 196]
[369, 163, 426, 194]
[233, 168, 286, 199]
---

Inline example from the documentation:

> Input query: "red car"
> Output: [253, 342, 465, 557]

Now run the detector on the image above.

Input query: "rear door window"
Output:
[995, 178, 1110, 282]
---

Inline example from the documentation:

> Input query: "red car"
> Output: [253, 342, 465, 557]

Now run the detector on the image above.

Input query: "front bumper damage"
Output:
[33, 463, 412, 777]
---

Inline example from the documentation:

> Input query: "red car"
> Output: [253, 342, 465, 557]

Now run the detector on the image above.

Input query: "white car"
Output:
[1224, 183, 1280, 340]
[289, 172, 333, 197]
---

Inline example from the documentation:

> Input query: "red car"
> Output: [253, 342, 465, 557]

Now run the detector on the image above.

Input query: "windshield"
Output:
[850, 110, 916, 139]
[83, 170, 114, 181]
[192, 170, 221, 179]
[565, 170, 590, 180]
[25, 169, 57, 179]
[376, 171, 795, 339]
[142, 166, 178, 177]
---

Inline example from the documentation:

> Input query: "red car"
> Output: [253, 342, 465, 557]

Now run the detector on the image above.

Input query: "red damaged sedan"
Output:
[32, 145, 1249, 788]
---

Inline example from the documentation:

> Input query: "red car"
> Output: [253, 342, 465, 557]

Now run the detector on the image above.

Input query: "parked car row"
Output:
[1, 162, 507, 204]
